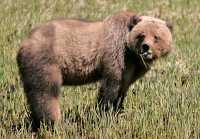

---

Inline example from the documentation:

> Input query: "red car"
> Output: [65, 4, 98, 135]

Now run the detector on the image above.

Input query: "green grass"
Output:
[1, 0, 200, 138]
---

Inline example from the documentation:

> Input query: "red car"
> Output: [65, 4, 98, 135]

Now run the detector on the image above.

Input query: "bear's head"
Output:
[127, 16, 173, 65]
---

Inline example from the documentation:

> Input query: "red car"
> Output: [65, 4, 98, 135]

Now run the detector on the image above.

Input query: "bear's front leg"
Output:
[97, 77, 123, 111]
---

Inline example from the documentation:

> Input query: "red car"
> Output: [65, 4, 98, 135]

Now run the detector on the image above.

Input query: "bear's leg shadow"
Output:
[114, 83, 131, 111]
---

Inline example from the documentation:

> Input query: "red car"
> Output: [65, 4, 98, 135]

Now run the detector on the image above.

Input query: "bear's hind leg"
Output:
[23, 65, 62, 131]
[28, 92, 61, 131]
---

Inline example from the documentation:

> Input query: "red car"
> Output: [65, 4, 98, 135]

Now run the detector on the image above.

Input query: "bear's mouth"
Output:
[139, 50, 157, 68]
[140, 50, 155, 62]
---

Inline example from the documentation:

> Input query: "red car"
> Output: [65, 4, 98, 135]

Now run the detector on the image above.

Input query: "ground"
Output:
[0, 0, 200, 138]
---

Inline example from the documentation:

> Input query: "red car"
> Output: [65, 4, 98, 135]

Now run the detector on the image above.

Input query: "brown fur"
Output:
[17, 11, 172, 130]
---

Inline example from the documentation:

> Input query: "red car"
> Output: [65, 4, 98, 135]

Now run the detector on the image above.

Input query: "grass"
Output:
[0, 0, 200, 138]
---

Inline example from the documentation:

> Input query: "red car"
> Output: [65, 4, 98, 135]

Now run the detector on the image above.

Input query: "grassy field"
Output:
[1, 0, 200, 138]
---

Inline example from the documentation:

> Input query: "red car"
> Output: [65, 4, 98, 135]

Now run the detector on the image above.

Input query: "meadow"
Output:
[0, 0, 200, 138]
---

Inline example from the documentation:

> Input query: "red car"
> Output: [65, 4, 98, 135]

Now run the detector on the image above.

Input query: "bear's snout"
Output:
[140, 43, 156, 61]
[141, 43, 150, 53]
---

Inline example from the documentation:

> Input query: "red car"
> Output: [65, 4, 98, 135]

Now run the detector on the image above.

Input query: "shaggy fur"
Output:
[17, 11, 172, 130]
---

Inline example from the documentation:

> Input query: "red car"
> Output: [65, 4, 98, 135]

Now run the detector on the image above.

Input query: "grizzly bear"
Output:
[17, 11, 172, 130]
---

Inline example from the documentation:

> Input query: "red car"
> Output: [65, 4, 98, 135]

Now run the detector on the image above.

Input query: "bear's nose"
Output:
[141, 44, 150, 52]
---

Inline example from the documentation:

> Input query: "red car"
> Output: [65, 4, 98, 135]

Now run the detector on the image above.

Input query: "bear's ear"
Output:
[128, 15, 141, 31]
[166, 22, 173, 32]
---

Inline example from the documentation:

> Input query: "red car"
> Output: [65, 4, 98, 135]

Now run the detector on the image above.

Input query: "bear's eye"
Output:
[136, 33, 145, 39]
[154, 35, 161, 42]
